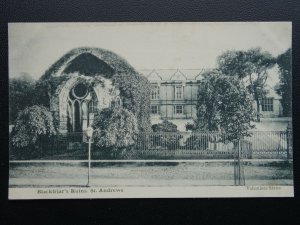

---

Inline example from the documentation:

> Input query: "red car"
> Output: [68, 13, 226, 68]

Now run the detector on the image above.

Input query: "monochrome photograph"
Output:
[8, 22, 293, 198]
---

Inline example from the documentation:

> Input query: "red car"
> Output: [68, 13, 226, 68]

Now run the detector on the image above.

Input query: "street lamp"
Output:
[85, 126, 94, 187]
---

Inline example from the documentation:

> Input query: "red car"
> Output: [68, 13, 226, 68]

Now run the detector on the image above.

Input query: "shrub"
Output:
[185, 134, 209, 150]
[151, 120, 181, 150]
[92, 105, 138, 158]
[152, 120, 178, 132]
[10, 105, 56, 157]
[185, 122, 195, 131]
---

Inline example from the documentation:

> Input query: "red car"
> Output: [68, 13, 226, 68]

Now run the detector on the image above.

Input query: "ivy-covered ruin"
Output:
[36, 47, 152, 133]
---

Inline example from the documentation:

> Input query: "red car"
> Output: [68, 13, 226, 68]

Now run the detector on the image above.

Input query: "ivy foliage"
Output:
[63, 52, 115, 77]
[10, 105, 56, 149]
[34, 75, 71, 107]
[195, 70, 255, 141]
[36, 47, 152, 133]
[113, 73, 152, 132]
[41, 47, 136, 80]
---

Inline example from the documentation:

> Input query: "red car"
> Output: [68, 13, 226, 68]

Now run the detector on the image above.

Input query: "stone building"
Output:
[140, 69, 283, 130]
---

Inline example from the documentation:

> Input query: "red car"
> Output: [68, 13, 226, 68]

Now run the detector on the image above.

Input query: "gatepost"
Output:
[234, 139, 245, 186]
[286, 122, 292, 160]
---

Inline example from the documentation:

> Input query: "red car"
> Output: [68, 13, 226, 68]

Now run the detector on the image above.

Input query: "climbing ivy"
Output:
[113, 72, 152, 132]
[41, 47, 136, 80]
[34, 72, 151, 133]
[35, 47, 152, 133]
[33, 75, 71, 107]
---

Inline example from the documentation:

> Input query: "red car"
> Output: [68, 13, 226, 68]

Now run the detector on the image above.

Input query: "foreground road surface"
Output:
[9, 161, 293, 187]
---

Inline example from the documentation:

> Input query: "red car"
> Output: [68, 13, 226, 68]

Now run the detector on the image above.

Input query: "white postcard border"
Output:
[9, 186, 294, 199]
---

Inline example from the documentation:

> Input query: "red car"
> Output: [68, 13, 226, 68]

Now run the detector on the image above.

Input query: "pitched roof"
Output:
[140, 69, 212, 81]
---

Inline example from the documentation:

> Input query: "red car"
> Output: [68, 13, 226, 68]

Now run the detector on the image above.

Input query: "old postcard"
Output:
[8, 22, 293, 199]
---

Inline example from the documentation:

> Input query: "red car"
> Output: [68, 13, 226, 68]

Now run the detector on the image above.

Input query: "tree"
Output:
[10, 105, 56, 149]
[195, 70, 255, 141]
[217, 48, 276, 121]
[9, 73, 36, 124]
[92, 104, 138, 157]
[275, 48, 292, 117]
[195, 70, 221, 132]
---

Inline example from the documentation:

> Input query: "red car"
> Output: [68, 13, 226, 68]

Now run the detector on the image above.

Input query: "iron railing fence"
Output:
[10, 131, 292, 160]
[136, 132, 232, 159]
[10, 132, 87, 160]
[135, 131, 290, 159]
[244, 131, 290, 159]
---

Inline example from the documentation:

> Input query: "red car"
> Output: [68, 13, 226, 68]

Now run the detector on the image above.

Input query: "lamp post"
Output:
[86, 126, 94, 187]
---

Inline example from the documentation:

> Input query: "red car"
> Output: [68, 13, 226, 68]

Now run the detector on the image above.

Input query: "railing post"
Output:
[286, 122, 292, 160]
[238, 139, 241, 184]
[234, 139, 245, 186]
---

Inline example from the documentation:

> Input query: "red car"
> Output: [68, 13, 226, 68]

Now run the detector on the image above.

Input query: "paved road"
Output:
[9, 161, 293, 187]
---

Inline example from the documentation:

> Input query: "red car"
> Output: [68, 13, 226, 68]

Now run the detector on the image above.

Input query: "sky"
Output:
[9, 22, 291, 80]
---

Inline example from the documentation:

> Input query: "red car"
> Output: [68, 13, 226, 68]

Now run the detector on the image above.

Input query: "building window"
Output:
[151, 85, 159, 100]
[261, 98, 273, 112]
[151, 105, 159, 114]
[174, 105, 183, 114]
[175, 85, 183, 99]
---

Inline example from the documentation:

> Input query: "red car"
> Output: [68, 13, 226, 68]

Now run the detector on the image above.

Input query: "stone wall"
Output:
[51, 74, 120, 133]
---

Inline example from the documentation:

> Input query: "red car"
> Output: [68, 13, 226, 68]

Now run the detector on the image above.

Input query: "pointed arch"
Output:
[41, 47, 137, 80]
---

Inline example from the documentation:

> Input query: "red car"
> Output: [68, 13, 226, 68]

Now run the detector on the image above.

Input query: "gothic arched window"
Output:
[67, 82, 98, 132]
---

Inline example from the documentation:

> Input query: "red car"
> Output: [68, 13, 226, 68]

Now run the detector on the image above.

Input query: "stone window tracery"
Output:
[67, 83, 98, 132]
